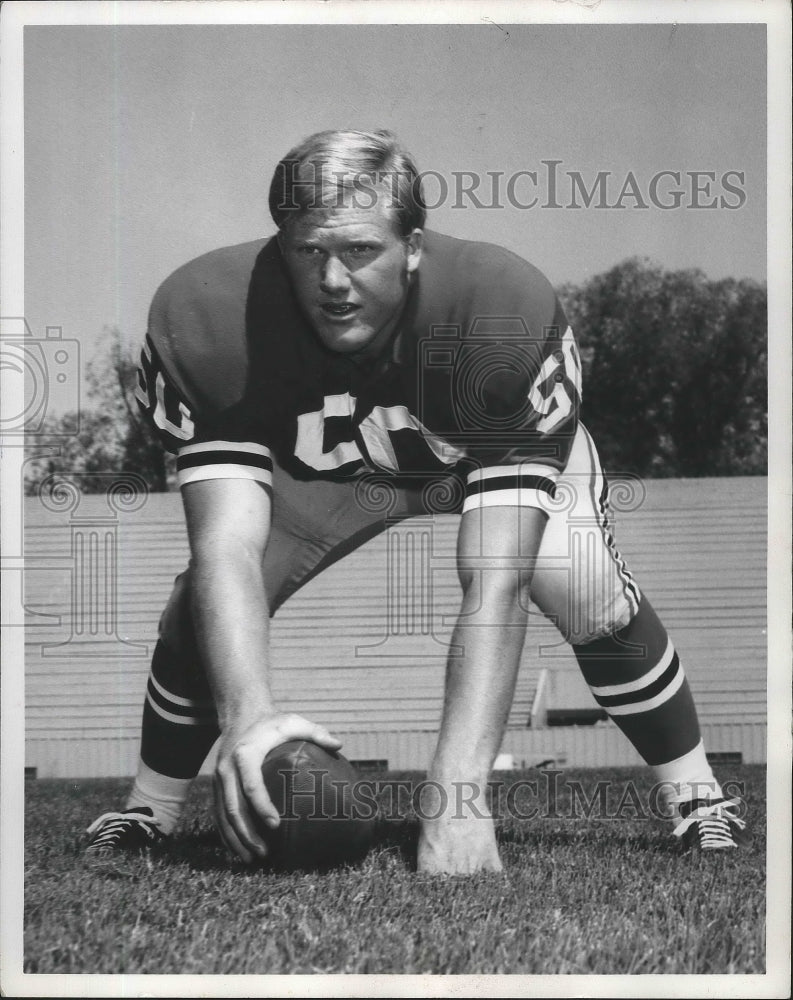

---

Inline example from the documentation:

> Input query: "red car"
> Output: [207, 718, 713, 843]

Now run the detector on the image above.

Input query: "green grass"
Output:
[24, 766, 765, 975]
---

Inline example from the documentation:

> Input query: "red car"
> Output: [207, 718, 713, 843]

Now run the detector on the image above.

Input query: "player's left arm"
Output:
[429, 273, 582, 790]
[429, 503, 547, 787]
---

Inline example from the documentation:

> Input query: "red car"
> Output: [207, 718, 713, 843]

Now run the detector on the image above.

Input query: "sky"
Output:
[22, 19, 767, 395]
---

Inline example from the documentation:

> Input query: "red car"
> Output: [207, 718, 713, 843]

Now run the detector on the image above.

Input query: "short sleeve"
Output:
[135, 333, 274, 492]
[459, 297, 582, 514]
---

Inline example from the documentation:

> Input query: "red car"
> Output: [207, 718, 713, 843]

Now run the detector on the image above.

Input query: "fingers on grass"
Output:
[213, 776, 252, 863]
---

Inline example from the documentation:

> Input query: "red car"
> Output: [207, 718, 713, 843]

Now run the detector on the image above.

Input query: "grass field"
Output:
[24, 765, 765, 976]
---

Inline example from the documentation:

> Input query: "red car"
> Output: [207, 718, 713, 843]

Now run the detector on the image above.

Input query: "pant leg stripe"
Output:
[581, 425, 641, 615]
[594, 460, 641, 611]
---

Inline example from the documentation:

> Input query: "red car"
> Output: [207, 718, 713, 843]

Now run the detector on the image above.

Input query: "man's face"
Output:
[279, 192, 422, 359]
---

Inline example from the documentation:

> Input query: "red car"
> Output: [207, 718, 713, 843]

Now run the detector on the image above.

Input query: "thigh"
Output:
[530, 424, 642, 644]
[157, 459, 428, 655]
[262, 462, 424, 610]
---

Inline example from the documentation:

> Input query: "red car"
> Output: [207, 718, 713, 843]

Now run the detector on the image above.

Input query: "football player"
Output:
[85, 130, 749, 871]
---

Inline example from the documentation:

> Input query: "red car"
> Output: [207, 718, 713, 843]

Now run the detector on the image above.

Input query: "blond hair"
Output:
[269, 129, 426, 235]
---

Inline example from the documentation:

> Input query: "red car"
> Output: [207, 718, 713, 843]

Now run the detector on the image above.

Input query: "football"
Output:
[259, 739, 375, 871]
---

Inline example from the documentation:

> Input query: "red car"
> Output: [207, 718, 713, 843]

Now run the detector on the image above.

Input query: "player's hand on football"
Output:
[213, 712, 342, 864]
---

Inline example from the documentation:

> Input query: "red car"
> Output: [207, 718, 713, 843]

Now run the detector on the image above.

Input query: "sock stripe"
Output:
[146, 678, 218, 725]
[140, 641, 220, 783]
[588, 637, 674, 697]
[149, 670, 214, 710]
[596, 658, 685, 717]
[592, 650, 680, 709]
[145, 690, 218, 727]
[572, 596, 701, 768]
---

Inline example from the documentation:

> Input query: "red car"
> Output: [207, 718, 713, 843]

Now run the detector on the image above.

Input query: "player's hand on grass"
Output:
[213, 712, 342, 864]
[417, 778, 503, 875]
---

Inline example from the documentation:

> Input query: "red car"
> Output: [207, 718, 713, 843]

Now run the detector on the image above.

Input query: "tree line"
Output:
[25, 257, 767, 494]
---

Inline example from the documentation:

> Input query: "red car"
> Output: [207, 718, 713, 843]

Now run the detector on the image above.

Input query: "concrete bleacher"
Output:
[23, 477, 767, 776]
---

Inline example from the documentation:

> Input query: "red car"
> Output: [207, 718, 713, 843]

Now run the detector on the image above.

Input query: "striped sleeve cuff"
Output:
[176, 441, 273, 488]
[462, 464, 559, 513]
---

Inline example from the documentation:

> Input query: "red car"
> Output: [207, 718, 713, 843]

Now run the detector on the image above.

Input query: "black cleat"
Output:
[673, 797, 752, 853]
[85, 806, 167, 862]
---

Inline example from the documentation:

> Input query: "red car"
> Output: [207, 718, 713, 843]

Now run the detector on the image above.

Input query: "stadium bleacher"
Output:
[23, 477, 767, 775]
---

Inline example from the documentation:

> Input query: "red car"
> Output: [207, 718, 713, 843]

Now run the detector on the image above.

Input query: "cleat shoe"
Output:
[672, 797, 752, 853]
[85, 806, 167, 860]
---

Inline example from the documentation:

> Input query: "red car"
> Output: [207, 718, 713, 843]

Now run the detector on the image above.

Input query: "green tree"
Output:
[25, 328, 175, 494]
[560, 259, 767, 477]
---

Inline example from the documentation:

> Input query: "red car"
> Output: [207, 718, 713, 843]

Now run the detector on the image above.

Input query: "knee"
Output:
[532, 575, 638, 646]
[157, 569, 198, 663]
[568, 597, 636, 646]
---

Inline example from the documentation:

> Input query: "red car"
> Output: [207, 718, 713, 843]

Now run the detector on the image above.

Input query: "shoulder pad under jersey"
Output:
[146, 238, 271, 416]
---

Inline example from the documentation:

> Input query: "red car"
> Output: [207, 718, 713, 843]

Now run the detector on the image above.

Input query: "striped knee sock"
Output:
[573, 598, 716, 800]
[126, 639, 220, 833]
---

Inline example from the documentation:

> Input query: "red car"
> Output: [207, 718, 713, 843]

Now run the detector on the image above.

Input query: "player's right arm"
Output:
[180, 477, 342, 864]
[137, 255, 340, 864]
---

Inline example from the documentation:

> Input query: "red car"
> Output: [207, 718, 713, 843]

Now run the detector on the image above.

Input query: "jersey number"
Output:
[527, 327, 582, 433]
[294, 393, 462, 473]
